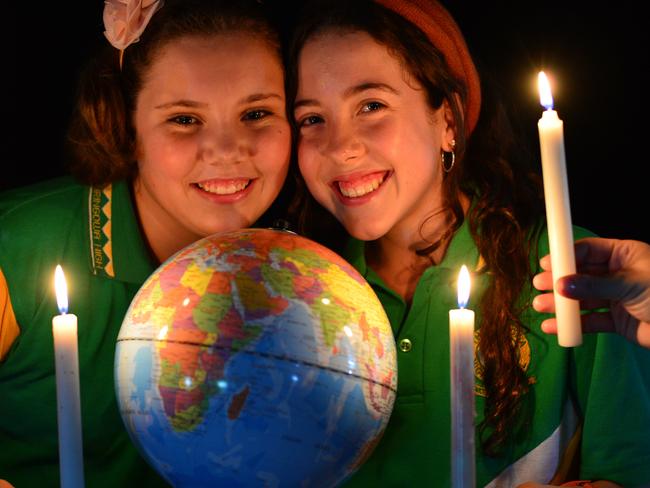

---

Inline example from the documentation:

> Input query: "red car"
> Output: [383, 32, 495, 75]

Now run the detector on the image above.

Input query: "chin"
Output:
[341, 220, 388, 242]
[201, 217, 254, 237]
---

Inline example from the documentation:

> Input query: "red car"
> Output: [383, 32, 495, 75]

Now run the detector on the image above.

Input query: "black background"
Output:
[5, 1, 649, 243]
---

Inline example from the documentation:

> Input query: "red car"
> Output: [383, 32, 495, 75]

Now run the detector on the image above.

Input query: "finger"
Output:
[533, 290, 608, 313]
[541, 313, 617, 335]
[574, 262, 612, 276]
[638, 322, 650, 349]
[538, 237, 618, 273]
[574, 237, 617, 267]
[585, 314, 650, 348]
[557, 274, 630, 302]
[533, 293, 555, 313]
[540, 317, 557, 334]
[539, 253, 551, 271]
[542, 312, 650, 349]
[579, 312, 617, 334]
[532, 271, 554, 291]
[576, 298, 611, 310]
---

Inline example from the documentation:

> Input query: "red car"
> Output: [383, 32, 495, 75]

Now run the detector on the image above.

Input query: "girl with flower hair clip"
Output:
[287, 0, 650, 486]
[0, 0, 294, 485]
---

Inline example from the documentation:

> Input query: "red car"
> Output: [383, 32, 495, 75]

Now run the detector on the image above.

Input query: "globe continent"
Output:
[115, 228, 397, 487]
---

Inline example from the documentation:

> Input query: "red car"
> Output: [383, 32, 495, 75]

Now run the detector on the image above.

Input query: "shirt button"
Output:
[399, 338, 412, 353]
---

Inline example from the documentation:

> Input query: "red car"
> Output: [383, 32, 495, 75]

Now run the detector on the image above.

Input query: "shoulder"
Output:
[0, 176, 88, 236]
[0, 177, 93, 325]
[0, 176, 86, 215]
[0, 176, 91, 272]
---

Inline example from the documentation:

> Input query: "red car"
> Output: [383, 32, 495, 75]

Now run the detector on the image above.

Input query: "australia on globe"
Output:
[114, 228, 397, 487]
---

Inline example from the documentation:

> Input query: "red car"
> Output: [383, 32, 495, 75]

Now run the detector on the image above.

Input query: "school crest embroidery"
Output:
[474, 328, 535, 396]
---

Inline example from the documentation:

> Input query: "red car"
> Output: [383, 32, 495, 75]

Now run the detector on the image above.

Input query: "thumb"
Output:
[557, 273, 631, 302]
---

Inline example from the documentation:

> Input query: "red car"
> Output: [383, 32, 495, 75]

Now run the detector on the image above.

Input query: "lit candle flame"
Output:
[538, 71, 554, 111]
[457, 265, 470, 309]
[54, 265, 69, 314]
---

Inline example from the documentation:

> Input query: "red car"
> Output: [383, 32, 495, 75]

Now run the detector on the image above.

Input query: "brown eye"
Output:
[360, 101, 385, 113]
[299, 115, 323, 127]
[170, 115, 198, 126]
[242, 110, 270, 121]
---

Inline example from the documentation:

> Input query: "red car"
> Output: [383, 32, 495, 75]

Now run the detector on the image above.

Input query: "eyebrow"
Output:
[294, 82, 399, 109]
[154, 93, 284, 110]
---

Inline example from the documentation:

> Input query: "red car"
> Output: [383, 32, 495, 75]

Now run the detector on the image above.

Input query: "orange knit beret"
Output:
[375, 0, 481, 136]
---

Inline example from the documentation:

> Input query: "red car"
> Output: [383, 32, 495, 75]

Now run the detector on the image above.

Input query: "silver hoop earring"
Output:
[441, 149, 455, 173]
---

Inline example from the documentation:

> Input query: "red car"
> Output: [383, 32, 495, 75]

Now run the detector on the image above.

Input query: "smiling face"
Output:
[133, 32, 290, 261]
[294, 30, 455, 244]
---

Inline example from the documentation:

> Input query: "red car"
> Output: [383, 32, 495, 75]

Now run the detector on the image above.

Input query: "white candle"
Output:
[537, 71, 582, 347]
[53, 265, 85, 488]
[449, 265, 475, 488]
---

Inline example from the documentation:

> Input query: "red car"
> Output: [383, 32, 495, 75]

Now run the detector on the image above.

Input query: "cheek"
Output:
[139, 137, 195, 183]
[297, 157, 329, 208]
[297, 143, 318, 186]
[369, 114, 436, 156]
[258, 126, 292, 168]
[359, 119, 404, 161]
[264, 147, 290, 187]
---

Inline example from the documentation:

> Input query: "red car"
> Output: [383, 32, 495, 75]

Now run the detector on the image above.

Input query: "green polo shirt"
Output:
[0, 176, 170, 487]
[341, 220, 650, 487]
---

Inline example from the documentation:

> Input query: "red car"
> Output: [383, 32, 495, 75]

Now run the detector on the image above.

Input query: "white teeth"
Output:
[197, 180, 250, 195]
[338, 174, 384, 198]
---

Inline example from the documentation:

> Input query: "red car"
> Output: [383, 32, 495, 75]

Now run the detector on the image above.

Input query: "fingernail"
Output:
[564, 278, 577, 293]
[558, 275, 580, 298]
[531, 296, 539, 309]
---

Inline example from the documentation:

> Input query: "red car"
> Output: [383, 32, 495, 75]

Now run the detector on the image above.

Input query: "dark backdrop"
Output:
[5, 1, 648, 243]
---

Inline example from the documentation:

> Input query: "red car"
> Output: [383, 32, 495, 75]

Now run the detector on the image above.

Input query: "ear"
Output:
[440, 97, 458, 152]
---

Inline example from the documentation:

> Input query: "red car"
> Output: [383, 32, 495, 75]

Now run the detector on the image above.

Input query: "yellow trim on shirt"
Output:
[0, 268, 20, 361]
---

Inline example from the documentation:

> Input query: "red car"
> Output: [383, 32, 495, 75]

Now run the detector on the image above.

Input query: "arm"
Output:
[532, 237, 650, 348]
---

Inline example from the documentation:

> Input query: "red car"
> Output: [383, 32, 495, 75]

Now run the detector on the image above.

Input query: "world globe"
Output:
[114, 228, 397, 487]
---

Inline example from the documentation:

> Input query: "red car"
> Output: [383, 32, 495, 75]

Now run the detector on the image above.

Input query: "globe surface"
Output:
[115, 228, 397, 487]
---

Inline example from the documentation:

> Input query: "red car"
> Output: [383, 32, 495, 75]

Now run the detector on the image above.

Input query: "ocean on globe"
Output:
[114, 228, 397, 487]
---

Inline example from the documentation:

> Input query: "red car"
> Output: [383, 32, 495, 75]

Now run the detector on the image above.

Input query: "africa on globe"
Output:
[114, 228, 397, 487]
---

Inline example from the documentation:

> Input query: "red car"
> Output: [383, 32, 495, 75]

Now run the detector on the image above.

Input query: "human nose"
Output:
[199, 124, 249, 165]
[324, 120, 364, 163]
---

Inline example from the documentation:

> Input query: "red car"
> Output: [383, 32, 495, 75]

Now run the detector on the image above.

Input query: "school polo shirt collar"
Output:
[342, 217, 481, 328]
[84, 180, 157, 284]
[344, 216, 480, 278]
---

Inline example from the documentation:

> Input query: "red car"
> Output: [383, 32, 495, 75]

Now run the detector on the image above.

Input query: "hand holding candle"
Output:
[449, 265, 475, 488]
[537, 71, 582, 347]
[53, 265, 85, 488]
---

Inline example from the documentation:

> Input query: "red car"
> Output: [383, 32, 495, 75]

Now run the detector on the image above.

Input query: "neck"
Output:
[365, 194, 470, 303]
[132, 180, 202, 264]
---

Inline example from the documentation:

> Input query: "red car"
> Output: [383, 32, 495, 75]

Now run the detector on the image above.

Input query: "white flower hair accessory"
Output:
[103, 0, 164, 67]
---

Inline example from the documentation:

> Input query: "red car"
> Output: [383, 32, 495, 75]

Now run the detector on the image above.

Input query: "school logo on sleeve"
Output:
[88, 185, 115, 278]
[474, 327, 535, 397]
